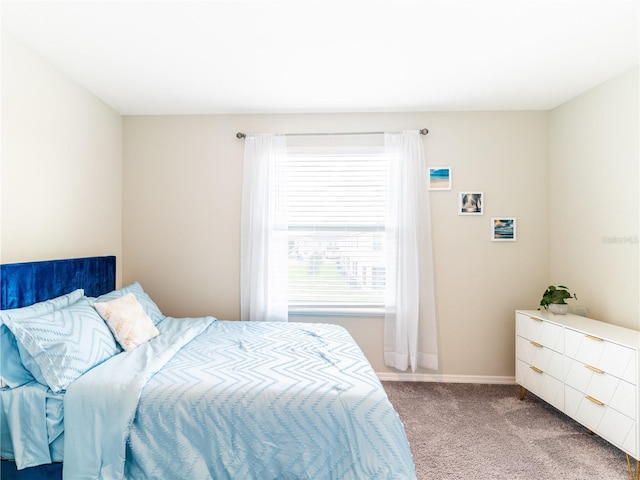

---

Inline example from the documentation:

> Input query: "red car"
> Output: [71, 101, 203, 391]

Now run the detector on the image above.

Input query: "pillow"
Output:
[3, 297, 120, 393]
[94, 293, 160, 351]
[0, 289, 84, 389]
[95, 282, 165, 325]
[0, 324, 34, 389]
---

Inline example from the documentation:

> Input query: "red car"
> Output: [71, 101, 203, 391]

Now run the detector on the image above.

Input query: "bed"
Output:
[0, 256, 416, 479]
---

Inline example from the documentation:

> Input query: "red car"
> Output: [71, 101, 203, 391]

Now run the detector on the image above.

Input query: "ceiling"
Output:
[2, 1, 639, 115]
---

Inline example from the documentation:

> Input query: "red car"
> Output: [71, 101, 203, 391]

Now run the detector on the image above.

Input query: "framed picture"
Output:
[491, 217, 516, 241]
[458, 191, 483, 215]
[428, 167, 451, 190]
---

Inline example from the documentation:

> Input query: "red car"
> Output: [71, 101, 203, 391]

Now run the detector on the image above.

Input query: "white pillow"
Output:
[94, 293, 159, 351]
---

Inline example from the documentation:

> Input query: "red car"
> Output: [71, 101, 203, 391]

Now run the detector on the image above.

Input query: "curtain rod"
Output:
[235, 128, 428, 139]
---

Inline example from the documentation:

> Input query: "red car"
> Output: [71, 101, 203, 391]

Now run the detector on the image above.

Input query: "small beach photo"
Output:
[458, 191, 483, 215]
[491, 217, 516, 241]
[428, 167, 451, 190]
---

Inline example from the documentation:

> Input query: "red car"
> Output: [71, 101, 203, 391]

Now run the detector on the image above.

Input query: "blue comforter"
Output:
[64, 318, 416, 479]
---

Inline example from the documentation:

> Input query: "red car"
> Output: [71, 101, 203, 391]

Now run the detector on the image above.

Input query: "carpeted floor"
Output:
[382, 382, 631, 480]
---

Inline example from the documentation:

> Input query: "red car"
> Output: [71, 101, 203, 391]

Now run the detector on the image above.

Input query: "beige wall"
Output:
[4, 32, 636, 381]
[549, 67, 639, 330]
[1, 32, 123, 283]
[123, 111, 550, 380]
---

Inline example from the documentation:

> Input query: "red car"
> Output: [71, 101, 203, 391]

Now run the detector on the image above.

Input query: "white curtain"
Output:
[384, 131, 439, 372]
[240, 134, 289, 322]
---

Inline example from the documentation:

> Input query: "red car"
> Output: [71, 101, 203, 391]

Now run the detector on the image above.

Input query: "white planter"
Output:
[548, 303, 569, 315]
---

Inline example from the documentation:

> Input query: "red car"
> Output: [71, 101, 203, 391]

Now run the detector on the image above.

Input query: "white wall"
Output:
[123, 111, 549, 380]
[549, 67, 639, 330]
[1, 31, 123, 284]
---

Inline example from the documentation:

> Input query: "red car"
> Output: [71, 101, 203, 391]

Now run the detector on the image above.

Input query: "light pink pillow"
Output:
[94, 293, 159, 351]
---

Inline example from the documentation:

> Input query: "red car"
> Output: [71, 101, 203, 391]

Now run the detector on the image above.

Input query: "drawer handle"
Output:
[585, 364, 604, 374]
[530, 366, 543, 374]
[529, 316, 543, 322]
[585, 334, 604, 342]
[585, 395, 605, 406]
[530, 341, 543, 348]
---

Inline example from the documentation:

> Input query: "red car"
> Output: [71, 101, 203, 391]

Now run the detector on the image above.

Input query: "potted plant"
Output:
[539, 285, 577, 314]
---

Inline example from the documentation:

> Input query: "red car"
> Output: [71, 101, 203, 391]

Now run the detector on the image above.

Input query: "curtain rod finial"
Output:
[420, 128, 429, 135]
[236, 132, 246, 139]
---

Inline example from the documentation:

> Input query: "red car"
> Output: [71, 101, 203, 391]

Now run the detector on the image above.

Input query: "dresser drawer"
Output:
[564, 358, 636, 419]
[565, 385, 637, 457]
[516, 313, 564, 353]
[516, 336, 565, 381]
[516, 358, 564, 411]
[564, 328, 637, 384]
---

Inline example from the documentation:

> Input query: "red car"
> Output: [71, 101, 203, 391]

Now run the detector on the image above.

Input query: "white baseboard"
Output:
[376, 372, 516, 384]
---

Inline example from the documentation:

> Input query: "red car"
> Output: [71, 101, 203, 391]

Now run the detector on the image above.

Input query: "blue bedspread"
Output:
[1, 382, 51, 468]
[64, 319, 416, 479]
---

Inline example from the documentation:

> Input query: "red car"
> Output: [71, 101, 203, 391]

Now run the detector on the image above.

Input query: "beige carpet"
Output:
[382, 382, 631, 480]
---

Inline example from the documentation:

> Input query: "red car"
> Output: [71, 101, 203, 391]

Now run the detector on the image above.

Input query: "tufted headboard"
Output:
[0, 256, 116, 310]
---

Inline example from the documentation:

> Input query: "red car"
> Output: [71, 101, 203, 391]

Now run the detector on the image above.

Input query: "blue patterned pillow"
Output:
[95, 282, 165, 325]
[0, 326, 37, 388]
[0, 290, 84, 388]
[3, 297, 120, 393]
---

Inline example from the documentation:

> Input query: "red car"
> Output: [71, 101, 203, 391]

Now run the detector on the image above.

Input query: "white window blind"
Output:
[286, 148, 389, 313]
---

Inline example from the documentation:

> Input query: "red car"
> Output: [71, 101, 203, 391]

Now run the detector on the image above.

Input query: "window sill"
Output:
[288, 307, 384, 318]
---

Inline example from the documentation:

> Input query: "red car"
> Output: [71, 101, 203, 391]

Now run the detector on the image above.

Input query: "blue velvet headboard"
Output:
[0, 256, 116, 310]
[0, 256, 116, 479]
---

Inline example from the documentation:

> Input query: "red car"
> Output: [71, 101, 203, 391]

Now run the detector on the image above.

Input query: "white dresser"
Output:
[515, 310, 640, 468]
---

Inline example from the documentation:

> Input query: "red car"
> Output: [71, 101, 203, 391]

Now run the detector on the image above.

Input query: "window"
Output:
[286, 147, 389, 314]
[240, 131, 437, 371]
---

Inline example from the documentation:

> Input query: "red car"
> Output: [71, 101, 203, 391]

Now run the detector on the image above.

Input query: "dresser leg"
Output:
[518, 386, 527, 400]
[625, 454, 639, 480]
